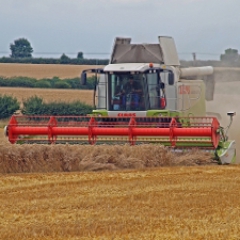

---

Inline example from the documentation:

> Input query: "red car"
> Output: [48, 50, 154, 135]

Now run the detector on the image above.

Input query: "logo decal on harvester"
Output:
[179, 85, 190, 94]
[117, 113, 136, 117]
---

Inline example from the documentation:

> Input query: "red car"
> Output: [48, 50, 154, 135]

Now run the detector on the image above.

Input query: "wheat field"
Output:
[0, 63, 99, 105]
[1, 166, 240, 239]
[0, 87, 93, 105]
[0, 63, 104, 79]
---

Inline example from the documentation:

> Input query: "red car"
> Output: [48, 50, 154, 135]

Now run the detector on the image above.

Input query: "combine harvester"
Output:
[4, 36, 236, 164]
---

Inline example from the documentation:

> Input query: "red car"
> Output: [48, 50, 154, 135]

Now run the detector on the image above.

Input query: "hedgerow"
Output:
[0, 94, 20, 119]
[0, 76, 95, 89]
[21, 96, 93, 116]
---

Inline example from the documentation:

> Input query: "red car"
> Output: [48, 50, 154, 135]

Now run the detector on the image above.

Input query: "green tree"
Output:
[60, 53, 70, 64]
[10, 38, 33, 58]
[0, 95, 20, 119]
[77, 52, 84, 59]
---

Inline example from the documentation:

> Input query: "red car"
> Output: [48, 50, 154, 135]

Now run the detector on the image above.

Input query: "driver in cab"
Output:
[120, 75, 142, 109]
[122, 75, 142, 95]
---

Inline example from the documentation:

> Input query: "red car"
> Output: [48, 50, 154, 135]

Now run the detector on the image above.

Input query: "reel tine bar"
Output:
[6, 115, 220, 148]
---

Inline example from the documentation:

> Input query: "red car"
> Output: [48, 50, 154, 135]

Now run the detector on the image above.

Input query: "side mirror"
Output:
[168, 72, 174, 85]
[81, 71, 87, 85]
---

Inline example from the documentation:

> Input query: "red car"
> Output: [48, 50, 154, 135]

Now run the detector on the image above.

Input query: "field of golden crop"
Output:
[0, 63, 100, 106]
[0, 63, 104, 79]
[0, 87, 93, 105]
[1, 165, 240, 239]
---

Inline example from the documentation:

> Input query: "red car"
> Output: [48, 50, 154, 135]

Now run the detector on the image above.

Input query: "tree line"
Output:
[1, 38, 108, 65]
[0, 76, 95, 89]
[1, 37, 240, 66]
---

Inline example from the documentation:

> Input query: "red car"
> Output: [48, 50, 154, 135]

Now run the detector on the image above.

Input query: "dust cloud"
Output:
[206, 68, 240, 162]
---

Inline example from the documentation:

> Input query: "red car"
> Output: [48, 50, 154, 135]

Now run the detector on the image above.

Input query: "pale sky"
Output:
[0, 0, 239, 60]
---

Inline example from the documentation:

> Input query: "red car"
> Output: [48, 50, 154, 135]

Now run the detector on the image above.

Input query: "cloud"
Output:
[0, 0, 239, 59]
